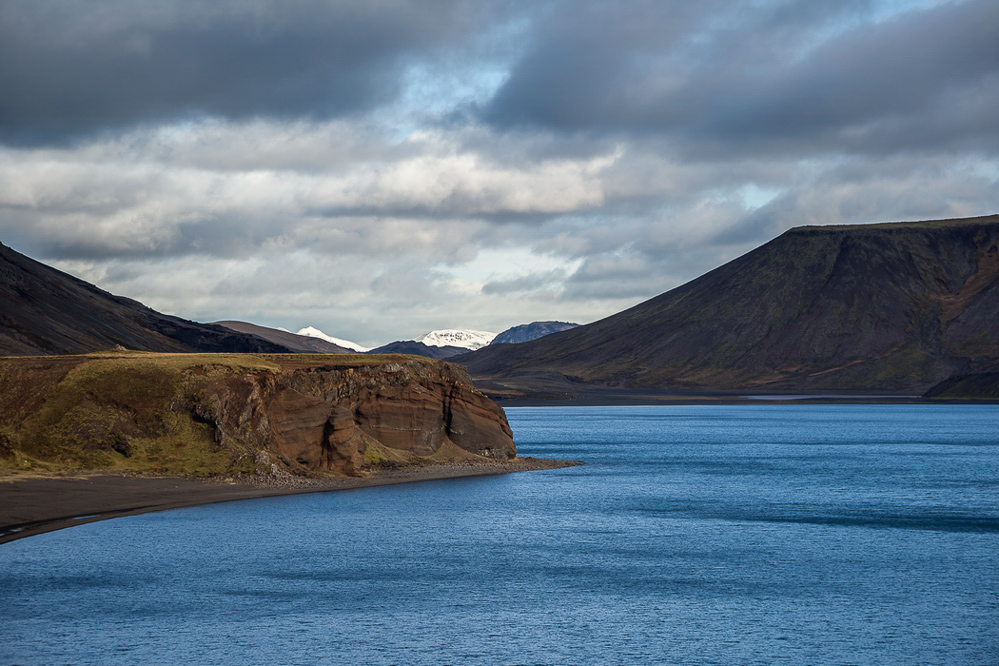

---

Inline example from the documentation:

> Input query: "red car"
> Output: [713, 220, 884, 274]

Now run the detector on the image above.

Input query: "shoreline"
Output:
[0, 457, 582, 545]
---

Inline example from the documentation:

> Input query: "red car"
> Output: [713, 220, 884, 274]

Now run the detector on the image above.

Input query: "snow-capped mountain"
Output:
[413, 329, 496, 351]
[296, 326, 371, 352]
[491, 321, 579, 345]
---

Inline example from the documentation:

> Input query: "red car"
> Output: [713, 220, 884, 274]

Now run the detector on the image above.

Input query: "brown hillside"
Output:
[459, 214, 999, 393]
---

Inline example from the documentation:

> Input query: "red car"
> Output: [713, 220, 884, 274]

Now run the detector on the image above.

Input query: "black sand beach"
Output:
[0, 457, 580, 544]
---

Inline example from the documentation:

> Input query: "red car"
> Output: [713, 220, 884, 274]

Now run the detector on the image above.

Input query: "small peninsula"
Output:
[0, 351, 579, 542]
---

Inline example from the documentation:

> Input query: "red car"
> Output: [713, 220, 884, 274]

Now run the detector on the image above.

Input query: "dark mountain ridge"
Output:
[366, 340, 467, 359]
[214, 320, 351, 354]
[458, 215, 999, 394]
[491, 321, 579, 345]
[0, 242, 292, 356]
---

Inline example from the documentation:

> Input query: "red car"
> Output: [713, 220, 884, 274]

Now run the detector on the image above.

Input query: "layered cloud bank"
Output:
[1, 0, 996, 346]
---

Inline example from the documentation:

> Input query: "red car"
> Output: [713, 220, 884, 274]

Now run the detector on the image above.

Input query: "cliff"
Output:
[459, 215, 999, 394]
[0, 352, 516, 478]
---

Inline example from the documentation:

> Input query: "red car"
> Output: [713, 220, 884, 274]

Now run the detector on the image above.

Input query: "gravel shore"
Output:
[0, 457, 582, 545]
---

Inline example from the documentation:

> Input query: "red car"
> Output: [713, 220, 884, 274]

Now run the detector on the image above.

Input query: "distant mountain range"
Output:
[365, 324, 580, 359]
[491, 321, 579, 345]
[414, 329, 496, 350]
[459, 215, 999, 396]
[214, 321, 353, 354]
[294, 326, 371, 352]
[367, 340, 468, 359]
[0, 242, 291, 356]
[4, 214, 997, 398]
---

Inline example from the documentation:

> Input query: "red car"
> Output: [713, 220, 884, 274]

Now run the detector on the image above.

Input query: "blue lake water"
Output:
[2, 404, 998, 665]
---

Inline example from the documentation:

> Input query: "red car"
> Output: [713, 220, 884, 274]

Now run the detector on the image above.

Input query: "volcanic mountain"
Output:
[457, 215, 999, 395]
[0, 242, 292, 356]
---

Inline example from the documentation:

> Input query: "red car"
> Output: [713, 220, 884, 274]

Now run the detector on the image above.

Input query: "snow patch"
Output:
[296, 326, 372, 352]
[413, 329, 497, 350]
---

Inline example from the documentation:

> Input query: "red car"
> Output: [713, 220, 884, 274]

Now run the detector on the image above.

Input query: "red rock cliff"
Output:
[0, 353, 516, 478]
[190, 356, 516, 476]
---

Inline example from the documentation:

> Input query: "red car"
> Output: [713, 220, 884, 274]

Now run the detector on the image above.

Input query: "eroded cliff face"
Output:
[187, 358, 515, 476]
[0, 353, 516, 477]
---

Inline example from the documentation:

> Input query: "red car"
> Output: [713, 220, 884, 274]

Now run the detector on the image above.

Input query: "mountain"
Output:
[367, 340, 468, 359]
[923, 372, 999, 400]
[491, 321, 579, 345]
[0, 242, 292, 356]
[295, 326, 371, 352]
[215, 321, 352, 354]
[414, 329, 496, 350]
[458, 215, 999, 395]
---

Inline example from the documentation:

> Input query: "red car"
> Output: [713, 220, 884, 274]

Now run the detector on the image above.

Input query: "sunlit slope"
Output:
[460, 215, 999, 392]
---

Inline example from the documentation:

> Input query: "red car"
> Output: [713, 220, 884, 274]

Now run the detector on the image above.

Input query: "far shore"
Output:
[490, 392, 932, 407]
[0, 457, 582, 545]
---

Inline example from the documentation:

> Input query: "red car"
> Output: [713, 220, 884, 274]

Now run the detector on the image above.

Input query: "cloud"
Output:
[0, 0, 996, 344]
[484, 0, 999, 156]
[0, 0, 491, 144]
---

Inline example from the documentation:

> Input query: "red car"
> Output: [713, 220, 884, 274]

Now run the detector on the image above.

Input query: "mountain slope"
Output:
[216, 321, 351, 354]
[295, 326, 371, 352]
[0, 242, 292, 356]
[459, 215, 999, 393]
[491, 321, 579, 345]
[367, 340, 467, 359]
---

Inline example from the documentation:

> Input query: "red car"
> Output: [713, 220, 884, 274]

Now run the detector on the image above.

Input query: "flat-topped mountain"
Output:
[0, 242, 292, 356]
[458, 215, 999, 394]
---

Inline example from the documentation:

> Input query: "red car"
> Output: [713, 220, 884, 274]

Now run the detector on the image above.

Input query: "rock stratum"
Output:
[459, 215, 999, 395]
[0, 352, 520, 479]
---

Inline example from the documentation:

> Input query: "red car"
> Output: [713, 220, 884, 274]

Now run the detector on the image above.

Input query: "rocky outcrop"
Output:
[0, 353, 515, 478]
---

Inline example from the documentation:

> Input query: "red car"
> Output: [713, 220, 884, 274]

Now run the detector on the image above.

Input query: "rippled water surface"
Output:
[2, 404, 998, 665]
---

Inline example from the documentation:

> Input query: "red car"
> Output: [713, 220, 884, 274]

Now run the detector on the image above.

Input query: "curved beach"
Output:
[0, 457, 580, 544]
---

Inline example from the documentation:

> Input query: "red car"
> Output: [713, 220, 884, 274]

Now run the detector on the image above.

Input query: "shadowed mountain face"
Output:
[366, 340, 467, 359]
[491, 321, 579, 345]
[215, 321, 351, 354]
[0, 243, 292, 356]
[459, 215, 999, 393]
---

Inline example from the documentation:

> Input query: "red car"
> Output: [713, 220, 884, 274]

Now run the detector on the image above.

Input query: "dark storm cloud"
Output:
[0, 0, 483, 144]
[485, 0, 999, 155]
[1, 0, 996, 342]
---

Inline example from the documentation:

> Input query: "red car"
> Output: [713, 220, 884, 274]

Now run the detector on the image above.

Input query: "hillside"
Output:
[0, 243, 292, 356]
[215, 321, 351, 354]
[458, 215, 999, 394]
[491, 321, 579, 345]
[367, 340, 467, 359]
[923, 372, 999, 400]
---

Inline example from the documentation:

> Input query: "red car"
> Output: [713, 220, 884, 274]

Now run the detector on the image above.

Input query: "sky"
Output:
[1, 0, 997, 347]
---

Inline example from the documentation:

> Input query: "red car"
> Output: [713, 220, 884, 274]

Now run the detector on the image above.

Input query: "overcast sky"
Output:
[1, 0, 997, 345]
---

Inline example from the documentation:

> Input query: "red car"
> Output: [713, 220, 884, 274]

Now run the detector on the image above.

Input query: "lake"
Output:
[1, 404, 997, 665]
